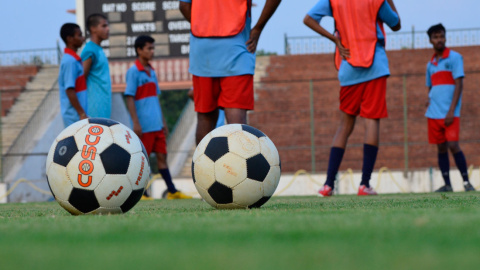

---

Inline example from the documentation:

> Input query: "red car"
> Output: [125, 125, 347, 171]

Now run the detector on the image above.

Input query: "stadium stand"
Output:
[0, 65, 39, 116]
[249, 46, 480, 173]
[1, 66, 58, 155]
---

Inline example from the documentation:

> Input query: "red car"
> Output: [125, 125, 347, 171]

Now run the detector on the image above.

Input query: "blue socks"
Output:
[453, 151, 469, 183]
[360, 144, 378, 188]
[438, 152, 451, 186]
[325, 145, 379, 188]
[160, 168, 178, 193]
[325, 147, 345, 188]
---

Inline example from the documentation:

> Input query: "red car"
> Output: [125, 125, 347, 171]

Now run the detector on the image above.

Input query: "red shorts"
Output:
[141, 130, 167, 156]
[428, 117, 460, 144]
[339, 76, 388, 119]
[192, 75, 254, 113]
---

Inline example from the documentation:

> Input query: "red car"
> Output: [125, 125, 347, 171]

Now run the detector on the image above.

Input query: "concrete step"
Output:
[1, 65, 59, 156]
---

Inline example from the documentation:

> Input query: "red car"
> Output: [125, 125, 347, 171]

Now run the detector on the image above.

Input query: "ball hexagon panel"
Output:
[89, 207, 123, 215]
[194, 183, 218, 208]
[46, 163, 73, 201]
[259, 137, 280, 166]
[94, 175, 133, 208]
[228, 130, 261, 159]
[56, 199, 82, 215]
[100, 144, 131, 174]
[249, 196, 271, 209]
[55, 119, 89, 141]
[193, 154, 216, 190]
[67, 152, 106, 190]
[208, 181, 233, 204]
[204, 137, 229, 162]
[214, 152, 247, 188]
[74, 124, 114, 154]
[193, 133, 212, 162]
[241, 124, 266, 138]
[110, 124, 143, 154]
[126, 152, 150, 190]
[210, 123, 242, 138]
[53, 136, 78, 167]
[246, 154, 271, 182]
[68, 188, 100, 213]
[263, 166, 281, 197]
[232, 179, 264, 207]
[120, 189, 145, 213]
[88, 117, 119, 127]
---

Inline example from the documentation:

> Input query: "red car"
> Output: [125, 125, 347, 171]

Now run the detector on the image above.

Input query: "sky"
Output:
[1, 0, 479, 54]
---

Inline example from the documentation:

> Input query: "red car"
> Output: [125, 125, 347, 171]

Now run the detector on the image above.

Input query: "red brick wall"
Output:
[249, 47, 480, 173]
[0, 66, 39, 116]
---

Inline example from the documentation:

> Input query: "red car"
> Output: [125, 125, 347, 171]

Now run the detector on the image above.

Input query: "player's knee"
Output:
[447, 142, 461, 154]
[437, 143, 448, 153]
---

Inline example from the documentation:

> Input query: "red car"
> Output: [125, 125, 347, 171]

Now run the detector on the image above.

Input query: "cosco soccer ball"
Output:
[46, 118, 150, 215]
[192, 124, 281, 209]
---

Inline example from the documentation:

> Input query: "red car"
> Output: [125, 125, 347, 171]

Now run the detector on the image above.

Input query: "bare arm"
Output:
[425, 86, 431, 108]
[125, 96, 142, 137]
[386, 0, 401, 31]
[445, 78, 463, 126]
[66, 88, 87, 119]
[162, 115, 169, 138]
[82, 57, 92, 79]
[179, 1, 191, 22]
[303, 15, 350, 59]
[246, 0, 281, 53]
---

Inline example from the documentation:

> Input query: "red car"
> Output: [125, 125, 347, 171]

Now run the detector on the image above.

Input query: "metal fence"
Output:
[286, 28, 480, 55]
[0, 43, 62, 66]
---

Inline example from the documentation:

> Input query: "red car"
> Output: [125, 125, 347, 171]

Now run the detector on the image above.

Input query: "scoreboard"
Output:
[77, 0, 190, 60]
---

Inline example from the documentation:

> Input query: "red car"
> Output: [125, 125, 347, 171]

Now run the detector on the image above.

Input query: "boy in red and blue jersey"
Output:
[58, 23, 88, 127]
[125, 35, 192, 200]
[425, 24, 475, 192]
[179, 0, 281, 144]
[304, 0, 401, 196]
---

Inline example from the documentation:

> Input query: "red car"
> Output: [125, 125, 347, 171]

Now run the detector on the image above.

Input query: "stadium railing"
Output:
[0, 42, 61, 66]
[285, 27, 480, 55]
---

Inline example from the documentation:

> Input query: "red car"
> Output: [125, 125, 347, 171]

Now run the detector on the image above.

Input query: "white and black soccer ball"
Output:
[192, 124, 281, 209]
[45, 118, 150, 215]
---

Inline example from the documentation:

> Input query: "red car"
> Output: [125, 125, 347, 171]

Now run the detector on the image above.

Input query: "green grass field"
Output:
[1, 193, 480, 270]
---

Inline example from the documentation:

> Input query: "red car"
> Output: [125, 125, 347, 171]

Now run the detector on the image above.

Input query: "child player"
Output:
[125, 35, 192, 200]
[304, 0, 401, 196]
[425, 24, 475, 192]
[81, 14, 112, 118]
[58, 23, 88, 127]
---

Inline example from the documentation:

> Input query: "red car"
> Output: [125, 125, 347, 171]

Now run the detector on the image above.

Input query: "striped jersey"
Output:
[124, 59, 163, 133]
[425, 48, 464, 119]
[58, 48, 87, 127]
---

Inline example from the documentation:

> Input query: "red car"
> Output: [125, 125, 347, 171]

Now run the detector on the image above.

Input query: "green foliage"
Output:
[158, 89, 190, 132]
[1, 193, 480, 270]
[256, 49, 277, 56]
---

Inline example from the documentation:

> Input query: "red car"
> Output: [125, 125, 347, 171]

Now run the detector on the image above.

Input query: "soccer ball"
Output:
[192, 124, 281, 209]
[45, 118, 150, 215]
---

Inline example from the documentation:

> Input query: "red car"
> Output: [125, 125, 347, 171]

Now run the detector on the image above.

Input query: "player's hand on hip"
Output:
[246, 27, 262, 53]
[334, 37, 350, 59]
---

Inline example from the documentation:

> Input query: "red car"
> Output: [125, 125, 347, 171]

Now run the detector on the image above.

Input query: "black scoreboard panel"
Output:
[83, 0, 190, 59]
